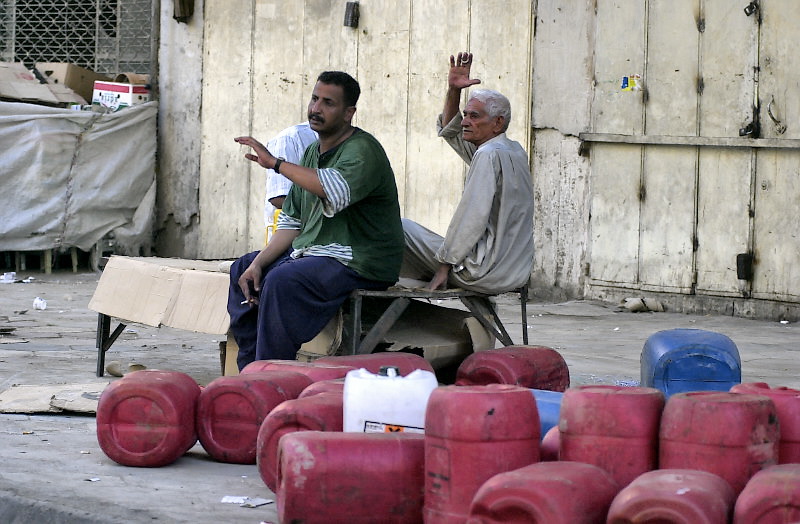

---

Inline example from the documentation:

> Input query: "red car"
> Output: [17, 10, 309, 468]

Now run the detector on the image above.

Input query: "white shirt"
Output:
[263, 122, 318, 227]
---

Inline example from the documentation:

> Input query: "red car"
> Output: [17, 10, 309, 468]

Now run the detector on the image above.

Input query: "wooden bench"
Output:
[347, 285, 528, 355]
[91, 257, 531, 375]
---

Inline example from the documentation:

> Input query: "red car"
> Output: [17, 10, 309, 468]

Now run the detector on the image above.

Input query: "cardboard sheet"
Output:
[0, 383, 107, 414]
[88, 256, 231, 335]
[0, 62, 59, 104]
[164, 269, 231, 334]
[366, 298, 494, 370]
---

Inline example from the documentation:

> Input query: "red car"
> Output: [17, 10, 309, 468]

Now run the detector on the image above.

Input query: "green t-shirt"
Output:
[282, 128, 403, 283]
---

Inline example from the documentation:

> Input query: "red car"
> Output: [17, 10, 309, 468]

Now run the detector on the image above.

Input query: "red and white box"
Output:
[92, 81, 150, 111]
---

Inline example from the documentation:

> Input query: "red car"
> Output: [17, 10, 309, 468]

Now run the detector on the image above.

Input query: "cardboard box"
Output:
[92, 81, 151, 111]
[45, 84, 86, 105]
[36, 62, 110, 104]
[88, 256, 231, 335]
[0, 62, 60, 105]
[115, 72, 150, 85]
[89, 256, 344, 377]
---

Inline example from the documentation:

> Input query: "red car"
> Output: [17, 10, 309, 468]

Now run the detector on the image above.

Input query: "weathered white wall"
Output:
[753, 0, 800, 304]
[585, 0, 800, 318]
[155, 0, 204, 258]
[530, 1, 595, 300]
[196, 0, 533, 259]
[153, 0, 800, 317]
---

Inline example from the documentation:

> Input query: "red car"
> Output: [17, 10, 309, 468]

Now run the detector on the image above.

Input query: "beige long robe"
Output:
[401, 113, 535, 294]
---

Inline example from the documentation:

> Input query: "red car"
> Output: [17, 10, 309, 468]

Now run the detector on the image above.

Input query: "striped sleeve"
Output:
[290, 243, 353, 264]
[276, 211, 302, 230]
[317, 167, 351, 217]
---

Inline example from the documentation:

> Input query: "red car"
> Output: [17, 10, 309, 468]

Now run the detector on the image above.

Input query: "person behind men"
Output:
[401, 51, 534, 294]
[228, 71, 404, 370]
[262, 122, 318, 234]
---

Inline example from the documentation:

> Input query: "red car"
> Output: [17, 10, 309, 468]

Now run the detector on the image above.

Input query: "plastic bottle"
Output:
[559, 385, 664, 488]
[195, 370, 312, 464]
[96, 370, 200, 467]
[277, 432, 425, 524]
[660, 391, 779, 495]
[424, 384, 540, 524]
[456, 345, 569, 391]
[343, 366, 438, 434]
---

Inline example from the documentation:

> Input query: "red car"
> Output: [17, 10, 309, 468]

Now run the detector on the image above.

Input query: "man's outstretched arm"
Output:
[235, 136, 325, 198]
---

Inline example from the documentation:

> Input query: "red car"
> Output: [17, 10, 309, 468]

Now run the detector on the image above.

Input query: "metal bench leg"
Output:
[519, 286, 528, 344]
[96, 313, 126, 377]
[356, 297, 411, 355]
[348, 293, 363, 355]
[460, 296, 514, 347]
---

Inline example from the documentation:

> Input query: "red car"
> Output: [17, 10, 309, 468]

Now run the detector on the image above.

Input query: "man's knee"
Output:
[262, 261, 300, 295]
[262, 258, 361, 304]
[230, 251, 258, 282]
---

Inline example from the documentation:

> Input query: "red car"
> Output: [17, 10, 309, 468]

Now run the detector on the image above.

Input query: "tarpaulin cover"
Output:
[0, 101, 157, 253]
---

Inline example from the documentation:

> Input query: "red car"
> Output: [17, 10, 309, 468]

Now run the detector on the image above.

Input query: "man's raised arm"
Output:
[442, 52, 481, 124]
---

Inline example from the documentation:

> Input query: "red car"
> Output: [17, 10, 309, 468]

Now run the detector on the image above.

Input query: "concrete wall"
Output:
[193, 0, 534, 260]
[155, 0, 204, 258]
[153, 0, 800, 318]
[529, 1, 595, 300]
[584, 0, 800, 319]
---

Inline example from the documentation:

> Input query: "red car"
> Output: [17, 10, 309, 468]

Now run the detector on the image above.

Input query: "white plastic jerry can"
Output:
[343, 365, 439, 434]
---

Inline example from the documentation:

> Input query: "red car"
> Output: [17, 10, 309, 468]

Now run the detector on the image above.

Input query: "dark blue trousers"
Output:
[227, 250, 391, 370]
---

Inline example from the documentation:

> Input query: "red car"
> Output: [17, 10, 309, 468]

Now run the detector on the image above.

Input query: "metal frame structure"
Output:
[0, 0, 153, 75]
[347, 287, 529, 356]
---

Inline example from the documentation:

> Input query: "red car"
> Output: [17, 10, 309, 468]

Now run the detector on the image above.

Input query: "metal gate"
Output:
[0, 0, 153, 75]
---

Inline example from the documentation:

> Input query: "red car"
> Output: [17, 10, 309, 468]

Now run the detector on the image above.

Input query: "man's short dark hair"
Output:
[317, 71, 360, 107]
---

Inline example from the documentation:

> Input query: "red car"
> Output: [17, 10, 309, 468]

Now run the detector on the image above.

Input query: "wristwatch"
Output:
[273, 157, 284, 173]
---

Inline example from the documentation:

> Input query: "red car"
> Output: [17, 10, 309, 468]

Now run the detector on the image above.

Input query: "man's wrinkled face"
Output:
[461, 98, 503, 146]
[307, 81, 355, 136]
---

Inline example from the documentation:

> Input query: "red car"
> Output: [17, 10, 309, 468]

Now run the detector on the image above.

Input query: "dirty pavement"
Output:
[0, 269, 798, 523]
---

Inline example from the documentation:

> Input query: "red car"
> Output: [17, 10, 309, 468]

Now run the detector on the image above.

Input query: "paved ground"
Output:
[0, 269, 798, 523]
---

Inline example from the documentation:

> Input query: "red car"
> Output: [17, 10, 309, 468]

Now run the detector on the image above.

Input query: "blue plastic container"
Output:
[640, 329, 741, 398]
[530, 388, 563, 439]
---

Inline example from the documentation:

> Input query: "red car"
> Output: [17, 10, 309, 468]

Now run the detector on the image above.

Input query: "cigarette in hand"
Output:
[240, 299, 249, 305]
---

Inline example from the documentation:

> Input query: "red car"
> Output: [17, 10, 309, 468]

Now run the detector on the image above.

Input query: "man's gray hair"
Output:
[468, 89, 511, 132]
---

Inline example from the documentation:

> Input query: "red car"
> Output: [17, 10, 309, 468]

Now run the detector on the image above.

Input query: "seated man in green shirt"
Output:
[228, 71, 404, 370]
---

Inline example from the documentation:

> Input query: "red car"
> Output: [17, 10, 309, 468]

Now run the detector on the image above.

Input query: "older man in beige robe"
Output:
[401, 51, 534, 295]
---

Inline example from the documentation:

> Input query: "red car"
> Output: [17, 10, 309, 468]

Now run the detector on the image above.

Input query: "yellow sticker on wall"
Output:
[621, 74, 642, 91]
